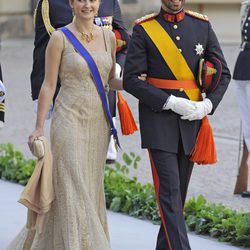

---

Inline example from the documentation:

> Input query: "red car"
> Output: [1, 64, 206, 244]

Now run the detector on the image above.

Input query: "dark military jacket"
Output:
[233, 8, 250, 80]
[0, 63, 5, 123]
[123, 8, 231, 154]
[30, 0, 129, 101]
[0, 64, 2, 82]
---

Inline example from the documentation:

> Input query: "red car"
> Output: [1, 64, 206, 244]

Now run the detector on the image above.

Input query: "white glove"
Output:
[0, 80, 6, 102]
[181, 98, 213, 121]
[163, 95, 196, 116]
[115, 63, 122, 78]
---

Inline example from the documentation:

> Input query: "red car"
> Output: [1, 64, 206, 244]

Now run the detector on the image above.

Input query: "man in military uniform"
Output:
[123, 0, 231, 249]
[30, 0, 129, 162]
[233, 0, 250, 198]
[0, 63, 6, 128]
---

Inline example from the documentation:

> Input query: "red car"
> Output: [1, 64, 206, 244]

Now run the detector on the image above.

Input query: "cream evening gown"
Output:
[7, 27, 113, 250]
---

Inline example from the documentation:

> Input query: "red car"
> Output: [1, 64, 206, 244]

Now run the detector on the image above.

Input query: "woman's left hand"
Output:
[28, 128, 44, 153]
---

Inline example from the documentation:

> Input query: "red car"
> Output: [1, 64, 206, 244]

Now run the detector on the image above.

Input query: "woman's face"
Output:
[70, 0, 100, 20]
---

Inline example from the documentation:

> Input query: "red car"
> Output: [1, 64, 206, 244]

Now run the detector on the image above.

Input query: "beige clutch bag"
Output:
[32, 138, 45, 159]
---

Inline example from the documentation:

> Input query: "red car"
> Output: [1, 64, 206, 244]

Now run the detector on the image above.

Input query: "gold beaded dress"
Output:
[7, 27, 113, 250]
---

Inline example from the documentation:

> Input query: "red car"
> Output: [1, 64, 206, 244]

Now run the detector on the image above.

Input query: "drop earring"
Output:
[95, 9, 99, 17]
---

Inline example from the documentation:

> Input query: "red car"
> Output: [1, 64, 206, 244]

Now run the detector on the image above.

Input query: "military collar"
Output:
[160, 8, 185, 23]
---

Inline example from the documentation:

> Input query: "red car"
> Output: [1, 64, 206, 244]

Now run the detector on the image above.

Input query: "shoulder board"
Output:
[185, 10, 209, 22]
[135, 13, 159, 25]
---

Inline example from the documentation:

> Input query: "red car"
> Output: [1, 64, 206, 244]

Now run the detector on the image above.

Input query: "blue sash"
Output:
[60, 27, 120, 148]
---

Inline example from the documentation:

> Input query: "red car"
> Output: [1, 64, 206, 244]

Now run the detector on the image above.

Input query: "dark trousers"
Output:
[148, 145, 194, 250]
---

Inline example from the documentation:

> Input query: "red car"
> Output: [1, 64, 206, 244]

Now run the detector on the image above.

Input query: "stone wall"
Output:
[186, 3, 241, 43]
[119, 0, 242, 44]
[0, 0, 33, 39]
[0, 0, 243, 44]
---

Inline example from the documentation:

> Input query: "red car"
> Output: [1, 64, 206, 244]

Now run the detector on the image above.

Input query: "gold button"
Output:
[176, 36, 180, 41]
[179, 88, 184, 92]
[173, 24, 178, 29]
[179, 48, 182, 53]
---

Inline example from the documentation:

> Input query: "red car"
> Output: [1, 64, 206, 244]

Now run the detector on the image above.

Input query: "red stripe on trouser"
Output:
[148, 150, 173, 250]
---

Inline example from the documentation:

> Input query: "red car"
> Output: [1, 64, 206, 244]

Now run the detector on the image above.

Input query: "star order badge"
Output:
[195, 43, 204, 56]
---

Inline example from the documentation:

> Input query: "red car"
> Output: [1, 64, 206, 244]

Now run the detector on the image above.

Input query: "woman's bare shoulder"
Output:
[47, 30, 64, 52]
[50, 30, 64, 43]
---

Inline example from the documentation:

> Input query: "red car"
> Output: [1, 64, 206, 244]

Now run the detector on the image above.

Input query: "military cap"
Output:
[197, 57, 222, 93]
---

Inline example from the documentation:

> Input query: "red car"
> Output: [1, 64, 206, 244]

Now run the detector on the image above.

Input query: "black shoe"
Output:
[106, 159, 116, 165]
[241, 191, 250, 198]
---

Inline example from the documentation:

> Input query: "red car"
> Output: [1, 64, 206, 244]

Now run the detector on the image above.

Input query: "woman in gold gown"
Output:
[8, 0, 124, 249]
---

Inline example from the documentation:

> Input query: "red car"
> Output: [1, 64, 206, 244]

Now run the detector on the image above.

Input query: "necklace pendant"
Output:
[89, 32, 94, 42]
[74, 21, 94, 43]
[80, 32, 93, 43]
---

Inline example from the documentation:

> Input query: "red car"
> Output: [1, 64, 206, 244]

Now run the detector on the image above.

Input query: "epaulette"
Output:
[185, 10, 209, 22]
[135, 13, 159, 25]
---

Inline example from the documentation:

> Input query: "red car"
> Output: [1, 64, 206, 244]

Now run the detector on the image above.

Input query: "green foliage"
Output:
[1, 144, 250, 247]
[104, 152, 161, 224]
[185, 195, 250, 247]
[0, 144, 35, 185]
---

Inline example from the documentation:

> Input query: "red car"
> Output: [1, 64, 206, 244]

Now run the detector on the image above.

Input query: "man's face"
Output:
[161, 0, 185, 13]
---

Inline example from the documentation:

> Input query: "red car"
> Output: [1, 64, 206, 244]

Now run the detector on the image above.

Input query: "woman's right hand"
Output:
[28, 128, 44, 153]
